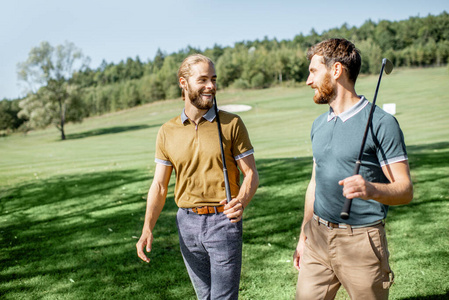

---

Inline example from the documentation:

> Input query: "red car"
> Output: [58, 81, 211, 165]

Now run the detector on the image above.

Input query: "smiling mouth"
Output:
[201, 93, 214, 99]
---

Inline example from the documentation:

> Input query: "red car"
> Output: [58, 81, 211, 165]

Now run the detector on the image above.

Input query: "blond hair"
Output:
[178, 54, 214, 100]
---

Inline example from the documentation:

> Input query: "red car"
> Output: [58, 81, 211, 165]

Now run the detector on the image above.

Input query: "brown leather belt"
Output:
[191, 205, 225, 215]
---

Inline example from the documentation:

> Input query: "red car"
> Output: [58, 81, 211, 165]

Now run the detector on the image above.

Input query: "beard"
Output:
[313, 72, 336, 104]
[186, 85, 215, 110]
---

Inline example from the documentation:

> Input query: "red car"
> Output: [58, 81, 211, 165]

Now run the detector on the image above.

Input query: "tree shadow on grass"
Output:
[0, 157, 314, 299]
[406, 141, 449, 153]
[388, 142, 449, 300]
[0, 169, 194, 300]
[243, 157, 312, 247]
[399, 292, 449, 300]
[237, 157, 313, 299]
[1, 146, 447, 299]
[389, 140, 449, 217]
[66, 124, 161, 140]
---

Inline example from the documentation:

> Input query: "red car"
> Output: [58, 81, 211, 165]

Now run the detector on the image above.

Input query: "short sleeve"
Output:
[231, 116, 254, 160]
[155, 126, 172, 166]
[374, 114, 408, 167]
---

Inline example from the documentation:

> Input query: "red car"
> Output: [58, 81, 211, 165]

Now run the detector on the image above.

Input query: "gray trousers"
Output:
[176, 208, 242, 300]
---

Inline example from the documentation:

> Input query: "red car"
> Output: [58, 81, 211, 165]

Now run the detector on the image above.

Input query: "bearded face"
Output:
[313, 72, 336, 104]
[181, 61, 217, 110]
[185, 84, 215, 110]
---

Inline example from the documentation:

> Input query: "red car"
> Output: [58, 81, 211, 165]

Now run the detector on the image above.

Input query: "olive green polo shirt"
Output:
[155, 107, 254, 208]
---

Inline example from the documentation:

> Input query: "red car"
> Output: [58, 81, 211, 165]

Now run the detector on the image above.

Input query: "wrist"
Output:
[235, 197, 246, 209]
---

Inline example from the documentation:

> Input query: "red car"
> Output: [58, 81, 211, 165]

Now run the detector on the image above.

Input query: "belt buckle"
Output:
[318, 216, 341, 229]
[192, 207, 203, 214]
[318, 217, 331, 228]
[338, 223, 348, 229]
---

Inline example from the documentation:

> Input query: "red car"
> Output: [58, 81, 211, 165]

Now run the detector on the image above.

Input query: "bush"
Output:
[251, 73, 266, 89]
[231, 79, 250, 89]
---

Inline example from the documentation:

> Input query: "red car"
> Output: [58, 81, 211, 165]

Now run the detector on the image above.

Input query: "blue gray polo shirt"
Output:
[311, 97, 408, 225]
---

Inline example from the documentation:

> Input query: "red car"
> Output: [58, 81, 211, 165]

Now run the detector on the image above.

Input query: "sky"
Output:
[1, 0, 448, 100]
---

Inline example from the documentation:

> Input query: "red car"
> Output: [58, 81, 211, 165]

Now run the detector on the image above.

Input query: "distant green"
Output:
[1, 67, 448, 299]
[3, 12, 449, 136]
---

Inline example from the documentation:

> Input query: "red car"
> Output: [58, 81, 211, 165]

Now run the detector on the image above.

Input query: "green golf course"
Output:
[1, 66, 448, 299]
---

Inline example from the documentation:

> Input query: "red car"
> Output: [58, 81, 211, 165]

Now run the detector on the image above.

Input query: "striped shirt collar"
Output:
[181, 107, 217, 123]
[327, 96, 368, 122]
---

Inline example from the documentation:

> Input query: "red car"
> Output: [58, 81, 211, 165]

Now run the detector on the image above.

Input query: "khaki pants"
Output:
[296, 217, 394, 300]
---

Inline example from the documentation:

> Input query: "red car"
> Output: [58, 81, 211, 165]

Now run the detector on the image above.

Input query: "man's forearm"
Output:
[369, 180, 413, 205]
[237, 168, 259, 208]
[299, 162, 316, 241]
[142, 164, 173, 231]
[142, 182, 168, 231]
[235, 155, 259, 208]
[300, 180, 315, 241]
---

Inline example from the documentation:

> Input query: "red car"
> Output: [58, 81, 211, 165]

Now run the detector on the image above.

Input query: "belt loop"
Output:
[346, 224, 353, 236]
[214, 206, 218, 214]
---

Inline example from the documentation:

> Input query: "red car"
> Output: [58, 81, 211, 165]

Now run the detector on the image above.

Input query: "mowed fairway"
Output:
[1, 67, 448, 299]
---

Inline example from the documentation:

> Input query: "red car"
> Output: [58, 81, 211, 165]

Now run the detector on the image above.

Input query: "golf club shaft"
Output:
[213, 97, 232, 204]
[340, 60, 388, 219]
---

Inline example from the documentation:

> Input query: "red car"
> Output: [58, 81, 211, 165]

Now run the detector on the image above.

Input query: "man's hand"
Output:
[293, 239, 305, 271]
[338, 174, 374, 200]
[136, 229, 154, 263]
[339, 162, 413, 206]
[220, 199, 244, 223]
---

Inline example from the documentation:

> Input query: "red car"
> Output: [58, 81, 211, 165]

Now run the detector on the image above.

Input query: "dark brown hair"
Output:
[307, 38, 361, 83]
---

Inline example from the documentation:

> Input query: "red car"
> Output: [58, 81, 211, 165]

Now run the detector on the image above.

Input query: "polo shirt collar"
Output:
[181, 107, 217, 123]
[327, 96, 368, 122]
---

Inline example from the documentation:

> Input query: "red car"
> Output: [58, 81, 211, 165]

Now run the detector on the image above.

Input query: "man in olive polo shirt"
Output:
[136, 54, 259, 300]
[293, 39, 413, 299]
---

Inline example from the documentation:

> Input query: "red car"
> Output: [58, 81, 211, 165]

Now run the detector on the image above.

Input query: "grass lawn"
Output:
[1, 66, 448, 299]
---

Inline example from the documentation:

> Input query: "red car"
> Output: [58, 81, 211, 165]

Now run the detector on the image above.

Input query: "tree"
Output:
[157, 56, 180, 99]
[153, 48, 166, 71]
[358, 38, 382, 74]
[18, 80, 85, 138]
[0, 99, 24, 132]
[216, 48, 241, 88]
[17, 41, 89, 140]
[203, 44, 224, 64]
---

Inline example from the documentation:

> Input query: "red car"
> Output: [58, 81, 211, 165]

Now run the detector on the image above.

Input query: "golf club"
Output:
[340, 58, 394, 220]
[213, 96, 232, 204]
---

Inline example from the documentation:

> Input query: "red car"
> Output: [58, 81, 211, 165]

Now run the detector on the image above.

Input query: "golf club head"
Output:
[382, 58, 394, 75]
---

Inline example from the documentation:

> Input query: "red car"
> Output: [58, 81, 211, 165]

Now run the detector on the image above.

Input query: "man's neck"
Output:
[184, 101, 208, 125]
[328, 84, 360, 116]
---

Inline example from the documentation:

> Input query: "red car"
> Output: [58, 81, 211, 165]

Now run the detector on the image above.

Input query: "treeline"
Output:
[1, 12, 448, 133]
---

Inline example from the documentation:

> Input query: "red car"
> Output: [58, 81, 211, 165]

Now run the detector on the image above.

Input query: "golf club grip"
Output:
[340, 199, 351, 220]
[223, 169, 232, 203]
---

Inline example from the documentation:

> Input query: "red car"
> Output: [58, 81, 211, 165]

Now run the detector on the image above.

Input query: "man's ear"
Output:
[332, 62, 343, 80]
[179, 77, 187, 89]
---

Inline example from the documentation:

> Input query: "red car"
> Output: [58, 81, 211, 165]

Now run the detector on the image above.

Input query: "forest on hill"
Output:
[1, 12, 448, 136]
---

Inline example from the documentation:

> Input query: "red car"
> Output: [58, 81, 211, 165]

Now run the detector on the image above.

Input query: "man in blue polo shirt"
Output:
[293, 38, 413, 300]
